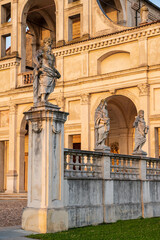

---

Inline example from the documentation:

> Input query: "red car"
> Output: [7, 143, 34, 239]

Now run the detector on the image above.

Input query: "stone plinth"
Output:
[22, 104, 68, 233]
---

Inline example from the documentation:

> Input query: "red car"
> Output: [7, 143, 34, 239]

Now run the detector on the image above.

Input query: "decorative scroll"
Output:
[52, 122, 61, 134]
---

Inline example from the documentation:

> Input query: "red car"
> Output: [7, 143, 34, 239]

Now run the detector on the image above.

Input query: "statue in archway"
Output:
[133, 110, 149, 155]
[33, 38, 61, 105]
[95, 100, 110, 152]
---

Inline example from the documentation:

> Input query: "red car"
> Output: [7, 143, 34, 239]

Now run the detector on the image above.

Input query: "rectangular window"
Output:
[1, 34, 11, 57]
[68, 134, 81, 149]
[68, 14, 80, 41]
[1, 3, 11, 24]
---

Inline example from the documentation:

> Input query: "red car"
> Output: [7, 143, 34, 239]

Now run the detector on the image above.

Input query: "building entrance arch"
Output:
[105, 95, 137, 154]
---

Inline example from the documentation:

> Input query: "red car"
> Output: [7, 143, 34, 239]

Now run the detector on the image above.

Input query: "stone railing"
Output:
[64, 149, 160, 181]
[64, 149, 102, 178]
[110, 154, 140, 180]
[146, 157, 160, 180]
[23, 71, 33, 84]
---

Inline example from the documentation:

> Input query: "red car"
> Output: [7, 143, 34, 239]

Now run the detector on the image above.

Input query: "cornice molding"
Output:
[53, 24, 160, 58]
[0, 57, 20, 70]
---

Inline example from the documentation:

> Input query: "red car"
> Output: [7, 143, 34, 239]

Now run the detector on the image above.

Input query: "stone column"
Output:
[80, 94, 90, 150]
[11, 0, 18, 54]
[138, 83, 150, 155]
[22, 104, 68, 233]
[6, 104, 18, 193]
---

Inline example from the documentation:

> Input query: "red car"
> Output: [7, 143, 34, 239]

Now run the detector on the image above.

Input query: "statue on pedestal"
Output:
[33, 38, 61, 105]
[95, 100, 110, 152]
[133, 110, 149, 155]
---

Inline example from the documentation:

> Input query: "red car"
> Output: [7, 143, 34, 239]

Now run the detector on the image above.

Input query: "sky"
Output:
[150, 0, 160, 7]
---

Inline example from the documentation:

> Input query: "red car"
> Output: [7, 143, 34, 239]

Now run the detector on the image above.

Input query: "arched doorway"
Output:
[21, 0, 56, 72]
[106, 95, 137, 155]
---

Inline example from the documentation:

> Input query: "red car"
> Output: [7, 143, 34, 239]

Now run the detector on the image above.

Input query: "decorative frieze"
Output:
[138, 83, 150, 96]
[0, 60, 20, 70]
[53, 24, 160, 57]
[0, 110, 9, 128]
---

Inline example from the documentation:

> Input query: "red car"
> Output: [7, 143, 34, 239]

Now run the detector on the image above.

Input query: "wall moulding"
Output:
[0, 57, 20, 70]
[53, 23, 160, 57]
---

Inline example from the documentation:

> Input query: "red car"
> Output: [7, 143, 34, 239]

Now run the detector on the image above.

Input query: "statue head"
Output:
[43, 38, 53, 52]
[138, 110, 144, 118]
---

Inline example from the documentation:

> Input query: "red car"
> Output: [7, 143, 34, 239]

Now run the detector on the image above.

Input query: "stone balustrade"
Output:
[23, 71, 33, 84]
[146, 157, 160, 180]
[64, 148, 102, 178]
[64, 149, 160, 180]
[110, 154, 140, 180]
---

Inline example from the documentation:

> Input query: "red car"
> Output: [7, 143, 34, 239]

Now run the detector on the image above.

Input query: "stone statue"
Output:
[133, 110, 149, 155]
[95, 100, 110, 151]
[33, 38, 61, 105]
[140, 4, 149, 24]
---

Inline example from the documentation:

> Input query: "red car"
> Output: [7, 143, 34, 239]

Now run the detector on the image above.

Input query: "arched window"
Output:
[97, 0, 124, 25]
[21, 0, 56, 72]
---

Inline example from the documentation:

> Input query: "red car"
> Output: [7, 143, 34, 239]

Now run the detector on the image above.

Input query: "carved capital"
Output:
[9, 103, 17, 115]
[138, 83, 150, 96]
[32, 121, 42, 134]
[80, 94, 90, 105]
[109, 89, 116, 95]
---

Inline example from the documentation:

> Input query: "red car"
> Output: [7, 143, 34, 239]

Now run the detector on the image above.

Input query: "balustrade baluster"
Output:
[81, 154, 86, 177]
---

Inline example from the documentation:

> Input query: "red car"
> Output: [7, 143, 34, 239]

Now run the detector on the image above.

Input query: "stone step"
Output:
[0, 193, 27, 200]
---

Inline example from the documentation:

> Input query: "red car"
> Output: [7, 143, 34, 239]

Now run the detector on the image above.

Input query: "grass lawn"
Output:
[27, 217, 160, 240]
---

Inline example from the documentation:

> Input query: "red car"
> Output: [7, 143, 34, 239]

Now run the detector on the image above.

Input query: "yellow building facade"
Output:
[0, 0, 160, 194]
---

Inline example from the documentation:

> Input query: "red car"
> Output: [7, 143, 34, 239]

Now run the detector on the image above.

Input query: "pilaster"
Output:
[80, 94, 90, 150]
[56, 0, 65, 46]
[12, 0, 18, 54]
[6, 103, 18, 193]
[138, 83, 150, 156]
[82, 0, 90, 38]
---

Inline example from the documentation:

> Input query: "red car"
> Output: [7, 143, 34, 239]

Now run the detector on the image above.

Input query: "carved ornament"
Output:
[80, 94, 90, 105]
[138, 83, 150, 96]
[32, 121, 42, 134]
[52, 122, 61, 134]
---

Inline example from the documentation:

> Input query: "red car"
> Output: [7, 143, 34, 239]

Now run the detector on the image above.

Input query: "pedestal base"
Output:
[95, 145, 110, 153]
[132, 150, 147, 157]
[22, 207, 68, 233]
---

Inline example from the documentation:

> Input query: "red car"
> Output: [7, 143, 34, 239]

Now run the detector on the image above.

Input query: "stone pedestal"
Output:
[95, 145, 110, 153]
[22, 104, 68, 233]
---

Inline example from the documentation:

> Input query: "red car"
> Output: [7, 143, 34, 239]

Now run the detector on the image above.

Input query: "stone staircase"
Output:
[0, 193, 27, 227]
[0, 193, 27, 200]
